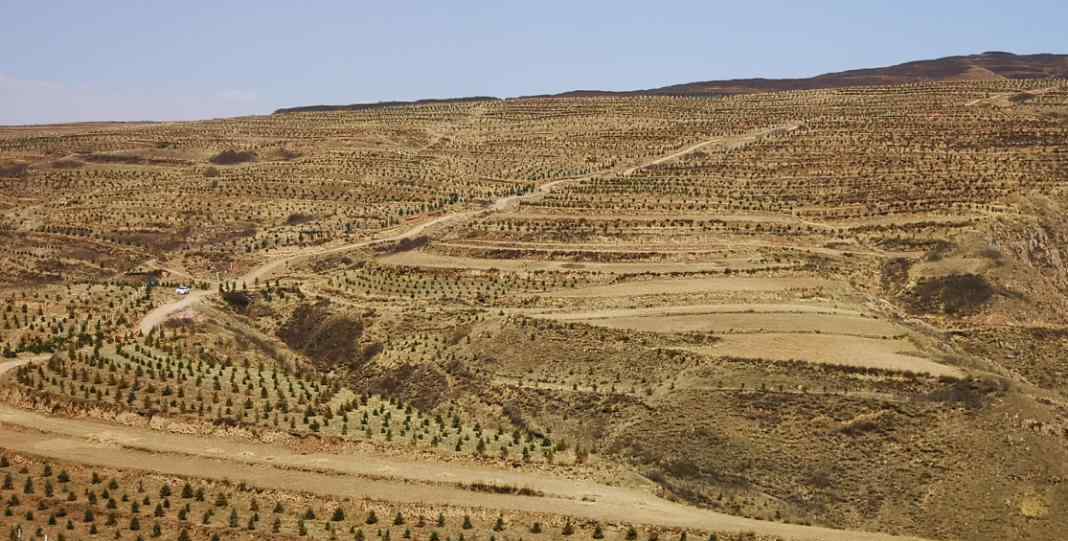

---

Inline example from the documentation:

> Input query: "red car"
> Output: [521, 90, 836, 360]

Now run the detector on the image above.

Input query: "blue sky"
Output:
[2, 0, 1065, 124]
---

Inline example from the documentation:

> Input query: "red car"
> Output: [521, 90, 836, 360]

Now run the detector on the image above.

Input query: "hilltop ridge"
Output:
[274, 51, 1068, 114]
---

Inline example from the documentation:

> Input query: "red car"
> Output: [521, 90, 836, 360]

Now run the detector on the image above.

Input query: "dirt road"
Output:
[622, 123, 799, 175]
[0, 405, 926, 541]
[138, 123, 802, 333]
[138, 288, 215, 335]
[139, 211, 476, 335]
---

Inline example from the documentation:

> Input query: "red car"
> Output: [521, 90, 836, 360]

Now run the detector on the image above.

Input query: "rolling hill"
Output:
[607, 51, 1068, 97]
[275, 52, 1068, 114]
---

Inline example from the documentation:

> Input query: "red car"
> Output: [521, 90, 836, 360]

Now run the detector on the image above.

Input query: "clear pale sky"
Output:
[2, 0, 1065, 125]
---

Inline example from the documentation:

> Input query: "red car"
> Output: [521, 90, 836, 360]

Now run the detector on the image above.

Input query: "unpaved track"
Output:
[139, 288, 214, 335]
[0, 406, 926, 541]
[622, 123, 800, 175]
[139, 123, 801, 333]
[139, 211, 473, 335]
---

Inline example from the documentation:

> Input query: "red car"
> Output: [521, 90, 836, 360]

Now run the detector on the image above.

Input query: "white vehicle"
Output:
[175, 286, 191, 295]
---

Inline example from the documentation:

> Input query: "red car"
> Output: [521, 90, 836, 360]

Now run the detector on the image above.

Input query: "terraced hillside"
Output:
[2, 79, 1068, 541]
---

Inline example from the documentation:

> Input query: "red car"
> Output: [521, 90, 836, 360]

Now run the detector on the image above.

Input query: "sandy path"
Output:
[139, 124, 801, 332]
[139, 211, 474, 334]
[138, 288, 215, 335]
[0, 406, 926, 541]
[622, 123, 800, 175]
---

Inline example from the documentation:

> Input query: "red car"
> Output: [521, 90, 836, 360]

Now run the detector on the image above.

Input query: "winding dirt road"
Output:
[622, 123, 799, 175]
[138, 211, 474, 335]
[139, 123, 801, 334]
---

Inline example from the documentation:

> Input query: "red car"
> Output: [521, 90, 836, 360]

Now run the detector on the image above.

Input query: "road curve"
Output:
[138, 210, 476, 335]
